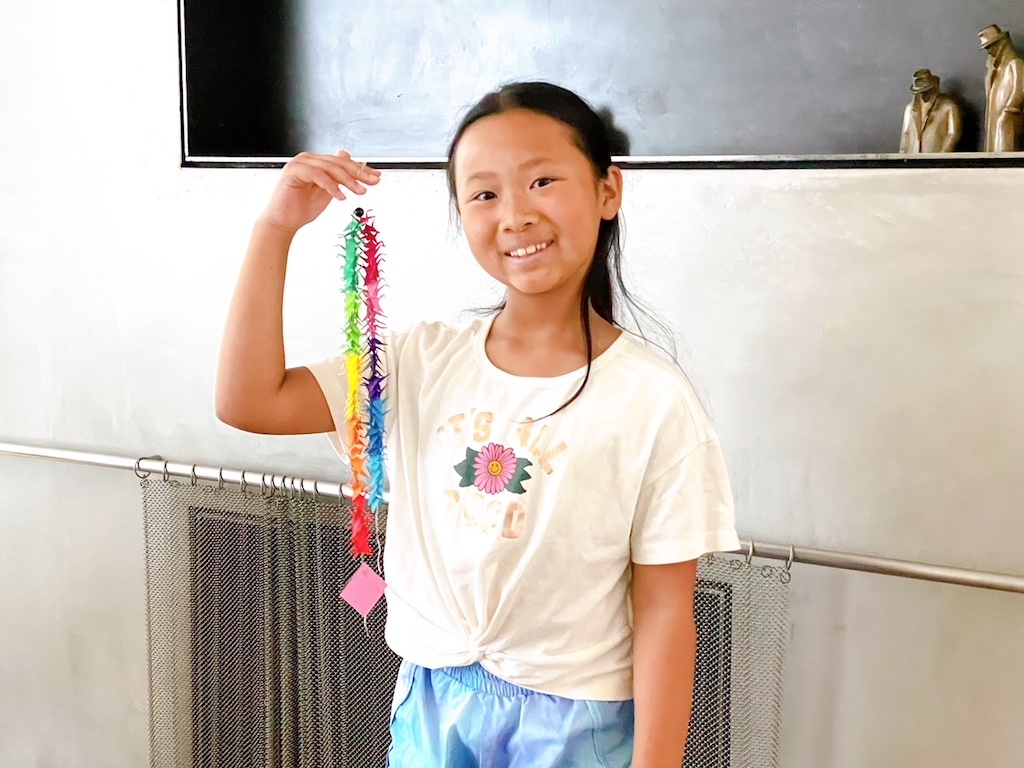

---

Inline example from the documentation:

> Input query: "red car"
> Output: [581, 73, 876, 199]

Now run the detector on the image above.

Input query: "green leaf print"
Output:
[454, 447, 480, 487]
[505, 457, 533, 495]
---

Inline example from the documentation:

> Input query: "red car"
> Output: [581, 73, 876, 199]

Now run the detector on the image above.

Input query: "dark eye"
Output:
[471, 190, 496, 202]
[533, 177, 555, 188]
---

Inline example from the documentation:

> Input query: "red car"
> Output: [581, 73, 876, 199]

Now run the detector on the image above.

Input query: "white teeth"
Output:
[508, 241, 550, 258]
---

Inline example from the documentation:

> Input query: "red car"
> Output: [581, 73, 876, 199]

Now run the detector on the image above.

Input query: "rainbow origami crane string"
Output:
[338, 207, 387, 558]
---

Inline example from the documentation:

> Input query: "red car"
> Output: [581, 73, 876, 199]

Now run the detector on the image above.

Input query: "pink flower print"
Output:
[454, 444, 533, 495]
[473, 443, 518, 495]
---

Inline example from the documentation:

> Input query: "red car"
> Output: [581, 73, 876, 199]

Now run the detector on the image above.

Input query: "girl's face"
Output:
[452, 109, 622, 305]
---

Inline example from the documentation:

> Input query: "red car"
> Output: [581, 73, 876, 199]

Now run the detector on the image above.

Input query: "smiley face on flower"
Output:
[474, 443, 518, 494]
[454, 442, 533, 495]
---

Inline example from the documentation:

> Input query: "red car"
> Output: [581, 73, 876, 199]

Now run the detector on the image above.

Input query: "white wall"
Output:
[2, 1, 1023, 766]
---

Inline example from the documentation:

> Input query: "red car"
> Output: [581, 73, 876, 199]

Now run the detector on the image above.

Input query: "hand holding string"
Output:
[260, 150, 380, 235]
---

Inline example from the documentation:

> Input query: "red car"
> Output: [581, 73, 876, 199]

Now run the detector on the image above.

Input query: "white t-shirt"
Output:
[308, 316, 739, 701]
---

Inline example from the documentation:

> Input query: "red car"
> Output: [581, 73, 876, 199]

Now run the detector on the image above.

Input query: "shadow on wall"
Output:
[942, 78, 981, 152]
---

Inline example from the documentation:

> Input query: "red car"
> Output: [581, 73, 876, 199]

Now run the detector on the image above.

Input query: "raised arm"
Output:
[215, 151, 380, 434]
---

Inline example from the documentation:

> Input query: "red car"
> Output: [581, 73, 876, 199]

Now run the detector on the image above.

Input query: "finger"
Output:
[340, 168, 368, 195]
[296, 155, 365, 196]
[354, 159, 382, 179]
[337, 158, 381, 188]
[295, 152, 376, 196]
[307, 168, 348, 201]
[331, 159, 376, 193]
[334, 150, 381, 181]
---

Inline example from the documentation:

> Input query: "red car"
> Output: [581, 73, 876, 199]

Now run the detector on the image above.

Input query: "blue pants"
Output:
[386, 661, 635, 767]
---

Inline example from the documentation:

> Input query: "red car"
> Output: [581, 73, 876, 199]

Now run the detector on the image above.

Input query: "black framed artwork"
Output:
[179, 0, 1024, 168]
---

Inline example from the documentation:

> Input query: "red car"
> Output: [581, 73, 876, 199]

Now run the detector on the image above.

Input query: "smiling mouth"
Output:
[505, 241, 553, 259]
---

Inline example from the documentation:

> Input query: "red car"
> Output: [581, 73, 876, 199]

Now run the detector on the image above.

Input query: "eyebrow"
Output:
[462, 157, 559, 185]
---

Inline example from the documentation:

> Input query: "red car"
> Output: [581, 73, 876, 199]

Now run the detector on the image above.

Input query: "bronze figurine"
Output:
[980, 25, 1024, 152]
[899, 69, 962, 153]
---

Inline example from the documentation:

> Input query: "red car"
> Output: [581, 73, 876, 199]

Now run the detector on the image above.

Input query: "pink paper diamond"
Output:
[340, 563, 387, 617]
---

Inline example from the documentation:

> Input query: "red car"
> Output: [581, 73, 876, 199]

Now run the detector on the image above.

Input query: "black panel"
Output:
[182, 0, 298, 157]
[180, 0, 1024, 163]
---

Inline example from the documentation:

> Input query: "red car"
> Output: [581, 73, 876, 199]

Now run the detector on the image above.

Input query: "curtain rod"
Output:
[0, 440, 351, 499]
[3, 440, 1024, 595]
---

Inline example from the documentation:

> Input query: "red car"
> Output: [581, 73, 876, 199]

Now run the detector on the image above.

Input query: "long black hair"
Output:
[446, 81, 672, 415]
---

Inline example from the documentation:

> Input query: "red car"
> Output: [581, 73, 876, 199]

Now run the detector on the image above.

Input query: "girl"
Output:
[216, 82, 739, 768]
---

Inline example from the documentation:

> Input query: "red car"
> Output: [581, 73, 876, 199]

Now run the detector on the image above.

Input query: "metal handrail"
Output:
[3, 440, 1024, 595]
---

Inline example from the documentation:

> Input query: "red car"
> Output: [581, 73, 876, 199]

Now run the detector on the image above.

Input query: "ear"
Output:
[598, 165, 624, 220]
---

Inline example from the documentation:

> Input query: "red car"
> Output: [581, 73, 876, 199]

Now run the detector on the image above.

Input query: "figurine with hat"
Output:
[979, 24, 1024, 152]
[899, 68, 962, 153]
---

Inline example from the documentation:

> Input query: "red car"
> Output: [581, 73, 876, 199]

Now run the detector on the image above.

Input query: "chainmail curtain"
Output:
[143, 477, 789, 768]
[687, 553, 790, 767]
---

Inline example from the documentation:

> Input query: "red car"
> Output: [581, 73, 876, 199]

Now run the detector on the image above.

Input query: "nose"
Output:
[500, 189, 538, 232]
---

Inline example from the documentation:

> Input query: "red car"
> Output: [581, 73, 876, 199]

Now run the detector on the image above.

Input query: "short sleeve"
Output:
[305, 329, 407, 465]
[630, 437, 741, 565]
[306, 355, 354, 464]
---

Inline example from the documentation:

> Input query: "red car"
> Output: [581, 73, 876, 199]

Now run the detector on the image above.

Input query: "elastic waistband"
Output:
[438, 662, 535, 698]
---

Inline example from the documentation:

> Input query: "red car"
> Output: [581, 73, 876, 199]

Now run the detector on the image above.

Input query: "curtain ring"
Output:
[162, 461, 170, 483]
[134, 457, 151, 480]
[239, 471, 248, 494]
[217, 468, 225, 491]
[261, 474, 268, 496]
[779, 544, 795, 584]
[190, 465, 198, 487]
[745, 540, 754, 565]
